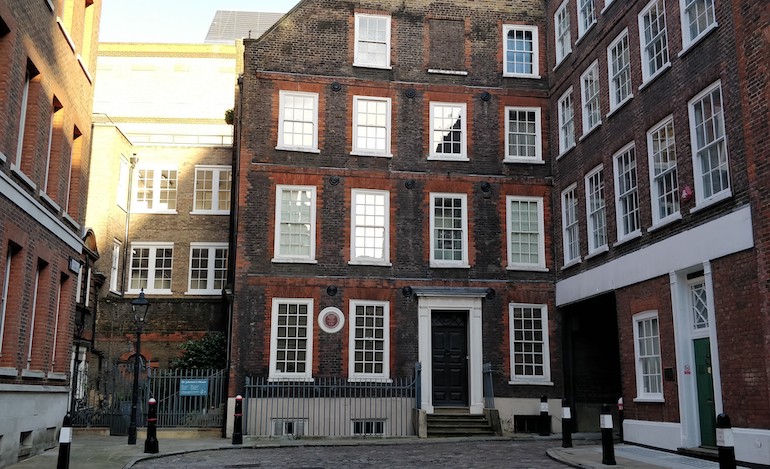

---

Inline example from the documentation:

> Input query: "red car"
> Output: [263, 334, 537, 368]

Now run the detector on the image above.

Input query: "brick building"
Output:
[0, 0, 101, 466]
[85, 43, 239, 372]
[230, 0, 556, 436]
[548, 0, 769, 464]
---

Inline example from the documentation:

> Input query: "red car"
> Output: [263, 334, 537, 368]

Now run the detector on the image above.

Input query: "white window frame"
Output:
[506, 196, 546, 271]
[14, 70, 31, 167]
[273, 185, 317, 263]
[348, 299, 391, 382]
[192, 165, 232, 215]
[638, 0, 670, 84]
[647, 116, 680, 227]
[679, 0, 717, 50]
[269, 298, 314, 381]
[502, 25, 540, 78]
[128, 242, 174, 294]
[430, 193, 470, 268]
[504, 106, 543, 163]
[350, 189, 390, 266]
[277, 90, 319, 153]
[508, 303, 552, 385]
[0, 247, 12, 355]
[577, 0, 597, 39]
[558, 88, 575, 156]
[354, 13, 392, 69]
[132, 166, 178, 213]
[109, 239, 121, 293]
[613, 143, 641, 242]
[554, 0, 572, 66]
[580, 60, 602, 136]
[352, 96, 392, 157]
[187, 242, 228, 295]
[688, 81, 730, 206]
[429, 102, 468, 161]
[561, 184, 581, 266]
[116, 156, 130, 211]
[633, 310, 664, 401]
[584, 165, 608, 255]
[607, 29, 633, 112]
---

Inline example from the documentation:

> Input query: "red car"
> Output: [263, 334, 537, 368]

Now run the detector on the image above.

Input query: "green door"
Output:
[694, 338, 716, 447]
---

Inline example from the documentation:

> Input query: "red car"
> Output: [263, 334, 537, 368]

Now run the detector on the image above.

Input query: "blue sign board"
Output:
[180, 379, 208, 396]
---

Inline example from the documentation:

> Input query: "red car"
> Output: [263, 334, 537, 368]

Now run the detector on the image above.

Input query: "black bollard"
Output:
[539, 395, 550, 436]
[144, 397, 159, 454]
[601, 404, 616, 465]
[617, 397, 624, 443]
[561, 399, 572, 448]
[56, 413, 72, 469]
[716, 413, 737, 469]
[232, 395, 243, 445]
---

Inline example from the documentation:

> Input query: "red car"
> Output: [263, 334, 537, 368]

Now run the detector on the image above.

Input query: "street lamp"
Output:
[128, 289, 150, 445]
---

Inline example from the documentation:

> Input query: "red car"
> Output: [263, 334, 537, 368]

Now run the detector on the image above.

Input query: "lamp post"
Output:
[127, 289, 150, 445]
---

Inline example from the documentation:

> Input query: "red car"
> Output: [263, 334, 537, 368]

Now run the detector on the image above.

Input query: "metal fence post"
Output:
[561, 399, 572, 448]
[414, 363, 422, 410]
[483, 363, 494, 409]
[539, 395, 549, 436]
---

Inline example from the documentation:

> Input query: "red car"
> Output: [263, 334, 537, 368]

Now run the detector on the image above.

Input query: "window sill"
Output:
[504, 157, 545, 165]
[132, 209, 178, 215]
[606, 95, 634, 119]
[184, 290, 221, 296]
[678, 23, 718, 58]
[0, 367, 19, 378]
[575, 21, 597, 45]
[190, 210, 229, 216]
[556, 144, 576, 160]
[45, 0, 55, 12]
[503, 73, 542, 80]
[613, 230, 642, 247]
[349, 260, 392, 267]
[21, 369, 46, 379]
[553, 52, 572, 72]
[427, 155, 469, 162]
[690, 190, 732, 213]
[77, 55, 93, 83]
[127, 289, 173, 295]
[56, 17, 76, 53]
[509, 380, 554, 386]
[348, 377, 393, 383]
[40, 192, 62, 214]
[648, 212, 682, 232]
[275, 145, 320, 154]
[47, 372, 68, 381]
[350, 151, 393, 158]
[430, 263, 471, 269]
[600, 1, 615, 15]
[0, 150, 6, 164]
[639, 62, 672, 91]
[271, 258, 318, 264]
[353, 63, 392, 70]
[579, 121, 602, 142]
[633, 397, 665, 404]
[62, 212, 80, 231]
[10, 164, 37, 191]
[507, 265, 549, 272]
[561, 258, 582, 270]
[585, 244, 609, 260]
[428, 69, 468, 76]
[268, 377, 314, 383]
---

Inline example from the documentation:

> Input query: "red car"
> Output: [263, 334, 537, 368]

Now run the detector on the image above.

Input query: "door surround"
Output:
[414, 287, 486, 414]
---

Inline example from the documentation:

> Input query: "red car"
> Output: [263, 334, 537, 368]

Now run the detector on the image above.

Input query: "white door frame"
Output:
[415, 288, 486, 414]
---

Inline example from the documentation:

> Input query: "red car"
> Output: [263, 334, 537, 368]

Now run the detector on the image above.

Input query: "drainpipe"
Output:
[120, 154, 137, 294]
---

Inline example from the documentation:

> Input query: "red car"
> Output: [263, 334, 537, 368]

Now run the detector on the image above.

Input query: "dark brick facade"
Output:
[232, 0, 558, 412]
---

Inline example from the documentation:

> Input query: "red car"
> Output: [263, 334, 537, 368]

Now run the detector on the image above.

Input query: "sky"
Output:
[99, 0, 301, 43]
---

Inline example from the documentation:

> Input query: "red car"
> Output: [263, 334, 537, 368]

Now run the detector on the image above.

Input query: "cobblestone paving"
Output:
[132, 439, 570, 469]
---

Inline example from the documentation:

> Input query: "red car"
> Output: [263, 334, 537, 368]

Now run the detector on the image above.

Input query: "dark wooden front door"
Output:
[694, 338, 717, 447]
[431, 311, 468, 407]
